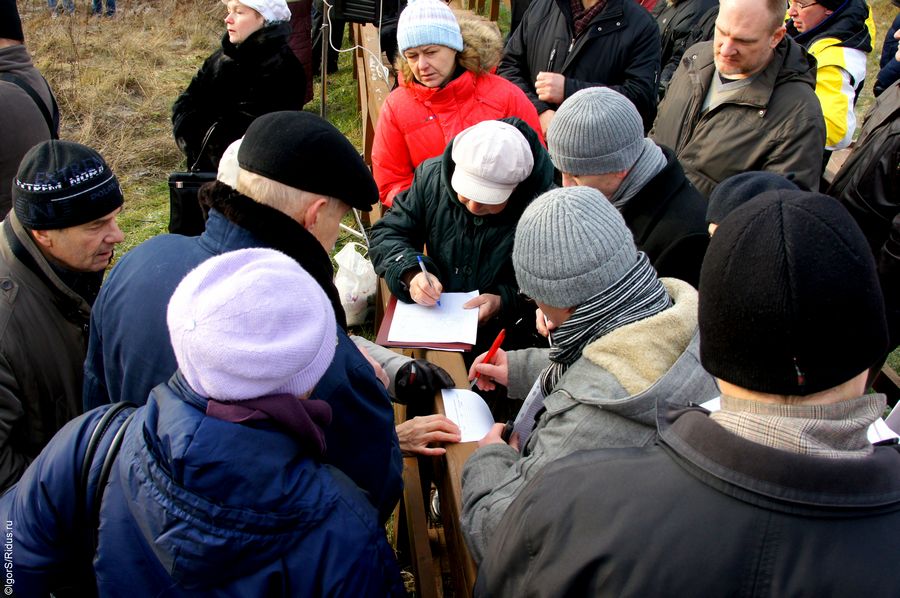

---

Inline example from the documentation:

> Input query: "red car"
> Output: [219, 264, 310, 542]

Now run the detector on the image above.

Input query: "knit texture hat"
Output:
[223, 0, 291, 23]
[699, 190, 888, 396]
[0, 0, 23, 42]
[450, 120, 534, 205]
[167, 248, 338, 401]
[238, 111, 378, 211]
[217, 137, 242, 189]
[14, 140, 123, 230]
[547, 87, 645, 176]
[707, 171, 799, 225]
[513, 186, 638, 308]
[397, 0, 464, 53]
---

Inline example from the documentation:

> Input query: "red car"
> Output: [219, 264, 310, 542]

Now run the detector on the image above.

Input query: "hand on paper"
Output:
[535, 307, 558, 338]
[358, 346, 390, 389]
[463, 293, 502, 324]
[409, 271, 443, 306]
[536, 70, 565, 103]
[468, 348, 509, 391]
[397, 415, 461, 456]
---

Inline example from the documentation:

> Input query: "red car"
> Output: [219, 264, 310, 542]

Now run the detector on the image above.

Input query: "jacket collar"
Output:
[201, 189, 348, 330]
[404, 69, 477, 105]
[658, 400, 900, 508]
[221, 22, 292, 62]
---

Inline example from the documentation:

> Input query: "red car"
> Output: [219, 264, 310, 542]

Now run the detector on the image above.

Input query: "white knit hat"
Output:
[167, 248, 337, 401]
[450, 120, 534, 205]
[223, 0, 291, 23]
[397, 0, 464, 53]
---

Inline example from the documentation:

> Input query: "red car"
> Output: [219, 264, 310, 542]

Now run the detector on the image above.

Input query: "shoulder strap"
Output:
[190, 122, 218, 172]
[0, 73, 60, 139]
[80, 402, 137, 553]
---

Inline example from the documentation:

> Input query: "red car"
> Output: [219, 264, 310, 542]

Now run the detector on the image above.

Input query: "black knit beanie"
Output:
[817, 0, 846, 10]
[238, 111, 378, 212]
[14, 140, 124, 230]
[0, 0, 24, 42]
[699, 190, 888, 396]
[707, 171, 799, 225]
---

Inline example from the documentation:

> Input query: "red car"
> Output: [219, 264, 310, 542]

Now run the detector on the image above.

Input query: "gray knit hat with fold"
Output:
[547, 87, 645, 175]
[513, 186, 638, 308]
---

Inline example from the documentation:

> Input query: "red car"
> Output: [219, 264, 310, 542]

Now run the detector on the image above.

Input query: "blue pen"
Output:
[416, 255, 441, 307]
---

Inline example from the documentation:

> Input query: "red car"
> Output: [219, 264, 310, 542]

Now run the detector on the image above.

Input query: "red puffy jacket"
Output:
[372, 70, 543, 207]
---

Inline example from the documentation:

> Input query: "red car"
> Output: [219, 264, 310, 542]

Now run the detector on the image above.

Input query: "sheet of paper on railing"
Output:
[441, 388, 495, 442]
[375, 293, 477, 350]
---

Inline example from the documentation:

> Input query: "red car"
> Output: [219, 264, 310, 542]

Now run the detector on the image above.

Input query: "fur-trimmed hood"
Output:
[395, 8, 504, 83]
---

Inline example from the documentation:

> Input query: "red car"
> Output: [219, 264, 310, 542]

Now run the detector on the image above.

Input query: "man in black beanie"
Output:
[476, 190, 900, 596]
[0, 140, 124, 491]
[0, 0, 60, 217]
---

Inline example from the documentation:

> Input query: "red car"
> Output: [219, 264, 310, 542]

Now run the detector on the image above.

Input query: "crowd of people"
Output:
[0, 0, 899, 594]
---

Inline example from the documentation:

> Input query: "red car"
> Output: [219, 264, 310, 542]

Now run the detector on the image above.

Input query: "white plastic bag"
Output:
[334, 242, 377, 326]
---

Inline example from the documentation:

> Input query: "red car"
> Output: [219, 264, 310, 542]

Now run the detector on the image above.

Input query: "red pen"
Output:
[471, 329, 506, 388]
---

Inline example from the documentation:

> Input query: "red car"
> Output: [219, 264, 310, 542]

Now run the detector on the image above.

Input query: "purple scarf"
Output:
[206, 394, 333, 458]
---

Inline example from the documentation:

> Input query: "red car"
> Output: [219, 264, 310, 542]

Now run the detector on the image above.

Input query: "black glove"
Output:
[394, 359, 455, 408]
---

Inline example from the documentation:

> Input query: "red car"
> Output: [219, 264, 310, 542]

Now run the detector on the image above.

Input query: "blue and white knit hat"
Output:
[397, 0, 464, 53]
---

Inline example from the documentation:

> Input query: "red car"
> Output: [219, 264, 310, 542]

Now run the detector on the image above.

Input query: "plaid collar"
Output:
[569, 0, 609, 38]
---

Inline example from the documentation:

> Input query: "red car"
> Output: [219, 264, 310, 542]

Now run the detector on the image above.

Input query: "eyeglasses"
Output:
[789, 0, 818, 9]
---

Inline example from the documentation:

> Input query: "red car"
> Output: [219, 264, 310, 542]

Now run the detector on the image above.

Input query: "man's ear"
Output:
[771, 24, 786, 48]
[301, 197, 329, 230]
[30, 228, 53, 249]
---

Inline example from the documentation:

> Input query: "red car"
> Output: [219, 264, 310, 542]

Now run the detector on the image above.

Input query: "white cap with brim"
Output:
[450, 120, 533, 206]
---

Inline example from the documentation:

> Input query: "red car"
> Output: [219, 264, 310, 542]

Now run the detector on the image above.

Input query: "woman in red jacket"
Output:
[372, 0, 543, 207]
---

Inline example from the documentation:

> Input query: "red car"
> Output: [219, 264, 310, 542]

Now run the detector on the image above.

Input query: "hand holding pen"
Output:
[468, 329, 507, 390]
[409, 255, 443, 307]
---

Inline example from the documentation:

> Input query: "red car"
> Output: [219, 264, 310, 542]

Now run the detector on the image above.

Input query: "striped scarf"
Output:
[539, 252, 671, 396]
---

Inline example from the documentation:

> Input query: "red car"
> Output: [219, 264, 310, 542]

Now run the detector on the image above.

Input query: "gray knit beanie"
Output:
[547, 87, 645, 175]
[513, 186, 638, 308]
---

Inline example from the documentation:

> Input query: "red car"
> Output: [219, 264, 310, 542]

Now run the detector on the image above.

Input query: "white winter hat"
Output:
[450, 120, 533, 205]
[167, 248, 337, 401]
[217, 137, 242, 189]
[223, 0, 291, 23]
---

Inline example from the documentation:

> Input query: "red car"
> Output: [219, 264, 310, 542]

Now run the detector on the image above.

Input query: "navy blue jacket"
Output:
[0, 374, 404, 596]
[83, 190, 402, 522]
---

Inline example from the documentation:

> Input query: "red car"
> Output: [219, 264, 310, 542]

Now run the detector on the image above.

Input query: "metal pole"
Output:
[319, 2, 330, 120]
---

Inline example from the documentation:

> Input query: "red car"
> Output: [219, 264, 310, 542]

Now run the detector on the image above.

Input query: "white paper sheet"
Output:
[388, 291, 479, 345]
[441, 388, 496, 442]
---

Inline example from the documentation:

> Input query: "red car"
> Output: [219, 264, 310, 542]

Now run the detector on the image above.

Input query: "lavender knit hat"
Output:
[167, 248, 337, 401]
[397, 0, 464, 53]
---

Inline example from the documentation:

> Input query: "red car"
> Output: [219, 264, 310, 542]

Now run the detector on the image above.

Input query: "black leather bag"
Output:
[168, 124, 217, 236]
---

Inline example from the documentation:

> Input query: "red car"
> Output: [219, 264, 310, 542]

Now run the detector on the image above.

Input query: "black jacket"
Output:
[477, 403, 900, 597]
[369, 118, 554, 328]
[829, 81, 900, 351]
[498, 0, 661, 130]
[652, 0, 718, 100]
[171, 23, 306, 171]
[622, 145, 708, 287]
